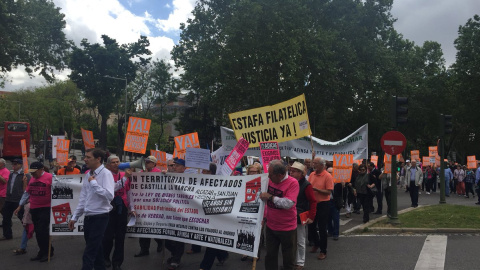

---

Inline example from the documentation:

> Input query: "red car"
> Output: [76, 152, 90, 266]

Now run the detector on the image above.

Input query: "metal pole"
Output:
[124, 79, 127, 162]
[389, 154, 399, 223]
[439, 137, 446, 204]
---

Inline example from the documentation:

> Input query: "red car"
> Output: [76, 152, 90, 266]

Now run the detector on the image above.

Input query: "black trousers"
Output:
[199, 248, 228, 270]
[409, 182, 419, 206]
[2, 201, 20, 239]
[165, 240, 184, 264]
[138, 238, 163, 252]
[357, 193, 371, 223]
[312, 201, 329, 254]
[30, 207, 52, 257]
[375, 190, 383, 213]
[103, 204, 128, 266]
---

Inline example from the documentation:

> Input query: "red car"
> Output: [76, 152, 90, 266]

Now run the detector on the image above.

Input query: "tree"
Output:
[0, 0, 70, 85]
[450, 14, 480, 161]
[69, 35, 151, 149]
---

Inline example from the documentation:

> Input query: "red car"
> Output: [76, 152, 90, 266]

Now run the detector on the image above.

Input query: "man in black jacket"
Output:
[1, 159, 31, 240]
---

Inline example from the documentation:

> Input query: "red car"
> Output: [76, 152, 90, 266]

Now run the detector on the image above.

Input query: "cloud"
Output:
[154, 0, 196, 32]
[391, 0, 479, 66]
[3, 0, 191, 91]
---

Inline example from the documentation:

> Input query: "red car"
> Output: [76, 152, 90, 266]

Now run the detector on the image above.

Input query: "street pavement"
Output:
[1, 148, 479, 269]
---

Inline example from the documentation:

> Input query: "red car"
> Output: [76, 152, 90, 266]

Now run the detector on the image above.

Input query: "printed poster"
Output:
[56, 139, 70, 166]
[150, 150, 167, 171]
[467, 156, 476, 169]
[220, 138, 250, 176]
[332, 154, 353, 183]
[259, 141, 281, 173]
[411, 150, 419, 162]
[173, 132, 200, 159]
[228, 94, 312, 148]
[81, 128, 95, 150]
[50, 175, 85, 235]
[124, 117, 151, 154]
[371, 155, 378, 167]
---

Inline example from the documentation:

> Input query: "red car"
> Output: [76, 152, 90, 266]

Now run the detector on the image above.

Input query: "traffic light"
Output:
[390, 96, 408, 128]
[440, 114, 453, 135]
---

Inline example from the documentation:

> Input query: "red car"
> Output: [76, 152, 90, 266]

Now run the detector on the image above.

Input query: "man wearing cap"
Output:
[0, 158, 10, 225]
[15, 162, 54, 262]
[103, 155, 136, 270]
[259, 159, 299, 270]
[289, 161, 316, 270]
[1, 158, 30, 240]
[57, 158, 81, 175]
[69, 148, 115, 270]
[134, 155, 163, 258]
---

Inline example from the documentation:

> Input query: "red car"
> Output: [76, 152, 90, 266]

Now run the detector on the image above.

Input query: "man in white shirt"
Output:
[69, 148, 114, 270]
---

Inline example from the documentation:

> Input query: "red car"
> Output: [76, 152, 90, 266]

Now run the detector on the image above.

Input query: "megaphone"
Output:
[119, 156, 146, 171]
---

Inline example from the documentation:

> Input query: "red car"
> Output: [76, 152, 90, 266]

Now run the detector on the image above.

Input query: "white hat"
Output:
[406, 159, 410, 163]
[145, 156, 157, 163]
[290, 161, 305, 173]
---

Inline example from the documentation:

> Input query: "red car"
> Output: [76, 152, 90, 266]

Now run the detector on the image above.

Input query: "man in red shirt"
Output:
[308, 157, 333, 260]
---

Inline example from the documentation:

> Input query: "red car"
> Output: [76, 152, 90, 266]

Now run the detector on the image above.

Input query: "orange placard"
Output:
[173, 132, 200, 159]
[332, 154, 353, 183]
[57, 139, 70, 166]
[21, 139, 29, 174]
[422, 156, 430, 166]
[411, 150, 419, 162]
[429, 146, 437, 157]
[467, 156, 476, 169]
[371, 155, 378, 167]
[150, 150, 167, 171]
[124, 117, 151, 154]
[81, 128, 95, 150]
[396, 153, 404, 163]
[384, 154, 392, 174]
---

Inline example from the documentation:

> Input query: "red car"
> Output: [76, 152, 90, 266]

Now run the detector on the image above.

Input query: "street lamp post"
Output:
[12, 101, 21, 121]
[104, 75, 128, 161]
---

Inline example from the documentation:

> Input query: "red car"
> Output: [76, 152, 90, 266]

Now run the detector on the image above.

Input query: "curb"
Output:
[342, 205, 480, 235]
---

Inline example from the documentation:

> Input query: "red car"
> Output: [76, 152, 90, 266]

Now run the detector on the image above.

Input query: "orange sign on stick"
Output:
[422, 156, 430, 166]
[384, 154, 392, 174]
[370, 155, 378, 167]
[332, 154, 353, 183]
[81, 128, 95, 150]
[57, 139, 70, 166]
[411, 150, 419, 162]
[21, 139, 29, 174]
[467, 156, 477, 169]
[173, 132, 200, 159]
[124, 117, 151, 154]
[150, 150, 167, 171]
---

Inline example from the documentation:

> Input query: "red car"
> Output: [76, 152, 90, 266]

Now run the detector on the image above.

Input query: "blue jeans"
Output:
[82, 213, 110, 270]
[327, 200, 339, 237]
[445, 178, 450, 196]
[20, 228, 28, 250]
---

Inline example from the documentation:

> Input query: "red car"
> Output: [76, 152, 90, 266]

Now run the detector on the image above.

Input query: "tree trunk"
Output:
[100, 113, 108, 150]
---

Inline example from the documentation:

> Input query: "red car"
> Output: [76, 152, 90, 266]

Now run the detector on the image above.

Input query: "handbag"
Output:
[368, 186, 378, 196]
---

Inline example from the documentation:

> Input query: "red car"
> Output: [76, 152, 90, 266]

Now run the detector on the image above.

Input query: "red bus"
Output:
[0, 121, 31, 157]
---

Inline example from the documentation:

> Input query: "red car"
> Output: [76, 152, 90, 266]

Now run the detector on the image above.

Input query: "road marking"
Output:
[339, 219, 352, 226]
[384, 140, 403, 146]
[414, 235, 447, 270]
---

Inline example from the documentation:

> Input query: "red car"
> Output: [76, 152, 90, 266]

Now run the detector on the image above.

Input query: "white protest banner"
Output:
[220, 124, 368, 160]
[259, 141, 280, 173]
[220, 138, 250, 176]
[185, 148, 211, 170]
[126, 172, 268, 257]
[211, 146, 231, 175]
[50, 175, 86, 235]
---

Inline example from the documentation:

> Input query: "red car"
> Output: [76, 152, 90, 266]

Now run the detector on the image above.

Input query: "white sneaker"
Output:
[426, 192, 430, 195]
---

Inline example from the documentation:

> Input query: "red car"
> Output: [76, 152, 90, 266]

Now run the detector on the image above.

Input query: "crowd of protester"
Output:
[1, 152, 480, 270]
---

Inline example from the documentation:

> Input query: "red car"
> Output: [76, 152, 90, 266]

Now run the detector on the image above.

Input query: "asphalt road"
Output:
[1, 148, 479, 269]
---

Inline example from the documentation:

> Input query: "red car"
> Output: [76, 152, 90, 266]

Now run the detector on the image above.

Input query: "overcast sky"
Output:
[3, 0, 479, 91]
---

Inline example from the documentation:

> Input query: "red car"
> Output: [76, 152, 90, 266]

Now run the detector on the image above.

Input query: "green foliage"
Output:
[68, 35, 151, 149]
[172, 0, 449, 156]
[0, 0, 70, 83]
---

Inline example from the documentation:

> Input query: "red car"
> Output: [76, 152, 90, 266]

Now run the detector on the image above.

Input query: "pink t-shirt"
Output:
[27, 172, 52, 209]
[265, 175, 299, 231]
[0, 167, 10, 197]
